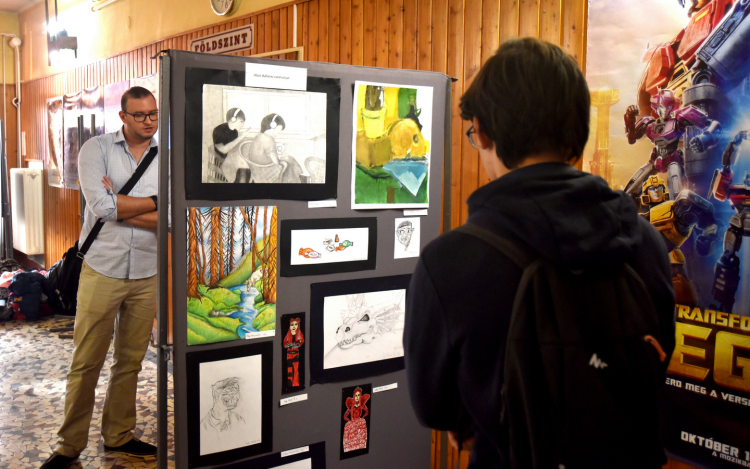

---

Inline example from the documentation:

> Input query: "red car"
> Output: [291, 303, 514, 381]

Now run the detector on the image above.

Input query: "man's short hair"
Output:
[459, 38, 590, 169]
[121, 86, 156, 112]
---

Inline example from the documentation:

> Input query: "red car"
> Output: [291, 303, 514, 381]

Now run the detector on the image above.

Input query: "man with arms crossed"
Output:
[42, 86, 160, 469]
[403, 38, 676, 468]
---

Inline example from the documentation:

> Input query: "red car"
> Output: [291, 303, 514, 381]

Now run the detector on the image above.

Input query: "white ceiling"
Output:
[0, 0, 43, 14]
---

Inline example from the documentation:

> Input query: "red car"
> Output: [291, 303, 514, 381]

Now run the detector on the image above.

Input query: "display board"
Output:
[161, 50, 451, 468]
[585, 1, 750, 468]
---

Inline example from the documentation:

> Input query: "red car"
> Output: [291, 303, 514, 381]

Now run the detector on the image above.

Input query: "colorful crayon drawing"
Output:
[351, 81, 433, 209]
[186, 206, 277, 345]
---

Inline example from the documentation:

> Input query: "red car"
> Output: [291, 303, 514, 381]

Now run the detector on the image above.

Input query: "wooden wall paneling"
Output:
[308, 0, 319, 62]
[540, 0, 561, 43]
[280, 8, 289, 56]
[363, 0, 377, 66]
[351, 0, 364, 65]
[389, 0, 404, 69]
[257, 12, 266, 53]
[561, 0, 586, 69]
[287, 6, 296, 59]
[447, 0, 464, 227]
[376, 0, 390, 67]
[478, 0, 500, 186]
[520, 0, 540, 37]
[318, 0, 330, 62]
[460, 0, 482, 227]
[500, 0, 520, 41]
[272, 10, 281, 58]
[301, 3, 309, 58]
[265, 12, 274, 55]
[340, 0, 352, 64]
[417, 0, 432, 71]
[329, 0, 341, 64]
[431, 0, 447, 74]
[403, 0, 418, 70]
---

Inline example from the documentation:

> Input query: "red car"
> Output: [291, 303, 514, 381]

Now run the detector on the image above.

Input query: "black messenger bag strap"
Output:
[77, 145, 159, 259]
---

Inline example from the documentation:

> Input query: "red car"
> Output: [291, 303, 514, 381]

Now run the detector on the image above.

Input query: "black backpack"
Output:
[455, 222, 668, 469]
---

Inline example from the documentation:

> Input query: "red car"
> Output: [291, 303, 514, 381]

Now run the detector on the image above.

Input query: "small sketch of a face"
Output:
[290, 320, 299, 336]
[396, 221, 414, 250]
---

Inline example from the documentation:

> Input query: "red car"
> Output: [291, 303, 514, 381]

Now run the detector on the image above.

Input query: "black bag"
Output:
[455, 222, 668, 469]
[53, 146, 159, 315]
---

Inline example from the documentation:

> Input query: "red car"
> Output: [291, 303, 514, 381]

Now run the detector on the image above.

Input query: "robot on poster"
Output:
[586, 1, 750, 467]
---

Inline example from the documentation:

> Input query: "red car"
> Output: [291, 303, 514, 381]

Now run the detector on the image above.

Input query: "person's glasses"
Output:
[466, 124, 478, 149]
[123, 111, 159, 123]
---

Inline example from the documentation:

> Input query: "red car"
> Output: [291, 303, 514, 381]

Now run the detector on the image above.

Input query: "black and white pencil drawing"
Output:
[199, 355, 262, 456]
[202, 84, 328, 185]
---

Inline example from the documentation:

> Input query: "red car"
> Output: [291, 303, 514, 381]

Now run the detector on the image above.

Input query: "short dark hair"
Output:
[121, 86, 156, 112]
[459, 38, 590, 169]
[226, 107, 246, 122]
[261, 113, 286, 132]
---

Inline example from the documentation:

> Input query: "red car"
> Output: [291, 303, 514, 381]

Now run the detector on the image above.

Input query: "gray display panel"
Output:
[162, 49, 451, 469]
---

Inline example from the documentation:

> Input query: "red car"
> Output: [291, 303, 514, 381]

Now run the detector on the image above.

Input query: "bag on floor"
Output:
[455, 222, 669, 469]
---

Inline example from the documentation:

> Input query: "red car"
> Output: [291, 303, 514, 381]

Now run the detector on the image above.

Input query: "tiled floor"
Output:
[0, 317, 174, 468]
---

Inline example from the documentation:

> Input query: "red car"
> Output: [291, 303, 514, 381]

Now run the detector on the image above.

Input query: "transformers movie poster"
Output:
[586, 1, 750, 467]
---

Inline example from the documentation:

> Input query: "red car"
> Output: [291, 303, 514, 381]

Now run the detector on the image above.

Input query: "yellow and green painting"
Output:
[351, 81, 433, 209]
[186, 206, 277, 345]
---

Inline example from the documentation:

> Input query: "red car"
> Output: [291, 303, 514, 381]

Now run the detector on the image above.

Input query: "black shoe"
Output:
[103, 437, 157, 458]
[40, 452, 78, 469]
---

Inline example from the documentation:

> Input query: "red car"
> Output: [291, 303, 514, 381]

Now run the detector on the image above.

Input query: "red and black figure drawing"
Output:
[340, 384, 372, 459]
[281, 313, 306, 394]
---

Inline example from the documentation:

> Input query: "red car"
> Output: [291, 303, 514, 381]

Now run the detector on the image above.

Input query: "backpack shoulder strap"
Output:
[454, 222, 536, 269]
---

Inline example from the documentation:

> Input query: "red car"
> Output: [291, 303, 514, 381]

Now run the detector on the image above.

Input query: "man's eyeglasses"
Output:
[466, 124, 478, 149]
[123, 111, 159, 123]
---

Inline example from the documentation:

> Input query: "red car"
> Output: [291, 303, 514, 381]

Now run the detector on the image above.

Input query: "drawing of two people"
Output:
[216, 109, 304, 184]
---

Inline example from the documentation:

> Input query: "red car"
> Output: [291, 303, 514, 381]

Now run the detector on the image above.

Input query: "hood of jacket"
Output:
[466, 162, 644, 267]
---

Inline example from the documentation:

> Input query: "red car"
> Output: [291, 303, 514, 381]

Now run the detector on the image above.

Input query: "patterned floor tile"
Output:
[0, 318, 175, 468]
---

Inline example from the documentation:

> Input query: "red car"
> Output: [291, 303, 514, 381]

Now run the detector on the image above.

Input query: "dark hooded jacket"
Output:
[403, 162, 675, 468]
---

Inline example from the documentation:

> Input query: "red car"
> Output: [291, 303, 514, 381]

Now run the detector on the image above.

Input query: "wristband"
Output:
[150, 195, 158, 211]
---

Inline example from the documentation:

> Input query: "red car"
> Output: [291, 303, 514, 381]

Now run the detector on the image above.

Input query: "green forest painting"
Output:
[186, 206, 277, 345]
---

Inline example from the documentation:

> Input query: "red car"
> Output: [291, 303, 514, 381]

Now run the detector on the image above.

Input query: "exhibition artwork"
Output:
[281, 313, 306, 394]
[63, 91, 81, 190]
[280, 217, 377, 277]
[201, 84, 328, 185]
[310, 275, 410, 383]
[46, 96, 64, 188]
[103, 80, 130, 134]
[586, 1, 750, 467]
[393, 217, 420, 259]
[323, 289, 405, 370]
[351, 81, 433, 209]
[340, 384, 372, 459]
[211, 442, 326, 469]
[187, 342, 273, 467]
[82, 86, 104, 145]
[186, 206, 277, 345]
[199, 355, 263, 456]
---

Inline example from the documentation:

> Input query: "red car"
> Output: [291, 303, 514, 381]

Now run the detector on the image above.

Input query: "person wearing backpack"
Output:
[403, 38, 676, 469]
[42, 86, 161, 469]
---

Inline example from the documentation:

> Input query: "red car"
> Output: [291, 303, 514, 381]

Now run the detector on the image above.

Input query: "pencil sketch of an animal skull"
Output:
[335, 293, 404, 349]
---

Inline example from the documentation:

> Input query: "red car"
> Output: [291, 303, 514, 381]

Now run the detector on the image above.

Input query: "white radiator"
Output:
[11, 168, 44, 255]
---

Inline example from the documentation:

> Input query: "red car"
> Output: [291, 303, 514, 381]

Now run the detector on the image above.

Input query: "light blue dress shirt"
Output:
[77, 128, 158, 279]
